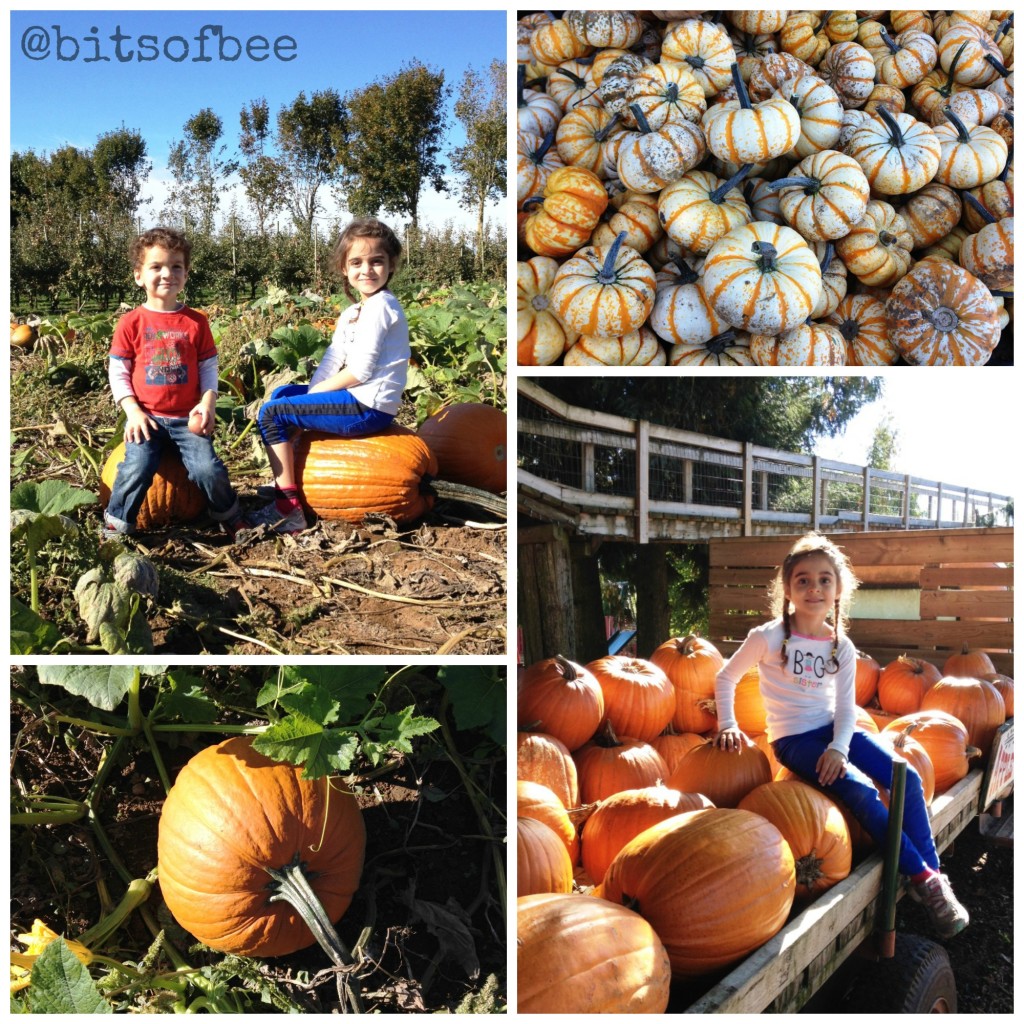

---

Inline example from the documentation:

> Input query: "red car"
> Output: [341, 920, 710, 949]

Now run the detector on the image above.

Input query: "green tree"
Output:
[276, 90, 347, 237]
[239, 98, 291, 238]
[449, 59, 506, 276]
[165, 108, 238, 233]
[341, 61, 450, 231]
[93, 127, 151, 222]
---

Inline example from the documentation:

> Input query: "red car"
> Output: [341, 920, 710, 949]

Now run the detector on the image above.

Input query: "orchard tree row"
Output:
[11, 59, 505, 311]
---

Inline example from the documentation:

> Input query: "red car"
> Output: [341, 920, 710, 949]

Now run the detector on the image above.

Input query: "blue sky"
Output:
[9, 8, 507, 232]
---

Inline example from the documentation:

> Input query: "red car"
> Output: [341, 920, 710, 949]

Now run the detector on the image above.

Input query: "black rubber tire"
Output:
[843, 933, 957, 1013]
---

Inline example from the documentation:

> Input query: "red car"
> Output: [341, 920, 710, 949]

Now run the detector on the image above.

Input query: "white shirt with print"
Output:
[715, 618, 858, 757]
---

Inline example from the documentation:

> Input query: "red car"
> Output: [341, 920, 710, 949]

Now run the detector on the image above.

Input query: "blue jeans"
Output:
[104, 416, 240, 531]
[257, 384, 394, 447]
[772, 725, 940, 876]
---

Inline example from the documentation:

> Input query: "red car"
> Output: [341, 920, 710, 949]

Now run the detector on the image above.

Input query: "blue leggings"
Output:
[257, 384, 394, 447]
[772, 725, 940, 876]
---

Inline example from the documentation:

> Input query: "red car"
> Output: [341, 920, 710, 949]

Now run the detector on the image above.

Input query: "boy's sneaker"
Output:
[908, 872, 969, 938]
[246, 502, 307, 535]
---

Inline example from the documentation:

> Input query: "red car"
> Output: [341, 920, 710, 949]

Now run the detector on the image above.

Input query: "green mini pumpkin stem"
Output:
[668, 259, 700, 286]
[994, 14, 1013, 43]
[531, 130, 556, 163]
[517, 63, 528, 107]
[664, 81, 679, 105]
[768, 175, 821, 194]
[710, 163, 753, 204]
[596, 231, 629, 284]
[731, 61, 751, 109]
[820, 241, 835, 270]
[942, 105, 973, 144]
[706, 330, 738, 353]
[877, 105, 905, 147]
[595, 111, 621, 143]
[984, 53, 1011, 78]
[557, 66, 588, 89]
[751, 240, 779, 272]
[939, 41, 970, 97]
[878, 230, 899, 246]
[925, 306, 960, 332]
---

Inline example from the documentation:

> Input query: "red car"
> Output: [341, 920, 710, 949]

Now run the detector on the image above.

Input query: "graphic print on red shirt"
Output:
[110, 306, 216, 417]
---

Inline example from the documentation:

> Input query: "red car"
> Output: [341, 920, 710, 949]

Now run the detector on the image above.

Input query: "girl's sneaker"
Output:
[246, 502, 307, 535]
[908, 873, 969, 938]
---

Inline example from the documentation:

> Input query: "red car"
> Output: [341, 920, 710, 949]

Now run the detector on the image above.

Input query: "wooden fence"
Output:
[709, 528, 1014, 675]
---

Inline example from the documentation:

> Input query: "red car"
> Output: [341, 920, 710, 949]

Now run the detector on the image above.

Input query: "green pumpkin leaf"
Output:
[437, 666, 506, 746]
[28, 938, 112, 1014]
[10, 598, 62, 654]
[37, 664, 138, 712]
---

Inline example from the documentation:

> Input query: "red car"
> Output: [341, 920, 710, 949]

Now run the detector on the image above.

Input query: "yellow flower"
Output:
[10, 920, 93, 994]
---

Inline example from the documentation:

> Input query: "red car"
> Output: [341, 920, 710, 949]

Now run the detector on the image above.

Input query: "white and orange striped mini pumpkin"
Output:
[834, 200, 914, 287]
[774, 74, 844, 158]
[517, 257, 577, 366]
[749, 322, 848, 365]
[548, 232, 658, 337]
[885, 260, 1002, 365]
[769, 150, 870, 241]
[703, 221, 823, 335]
[563, 327, 667, 366]
[649, 262, 730, 347]
[617, 109, 707, 193]
[661, 19, 737, 97]
[657, 167, 752, 254]
[932, 107, 1008, 189]
[669, 329, 756, 366]
[846, 108, 941, 195]
[827, 294, 896, 366]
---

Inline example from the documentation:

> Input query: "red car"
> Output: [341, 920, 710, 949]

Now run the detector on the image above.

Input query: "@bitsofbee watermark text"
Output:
[20, 24, 297, 62]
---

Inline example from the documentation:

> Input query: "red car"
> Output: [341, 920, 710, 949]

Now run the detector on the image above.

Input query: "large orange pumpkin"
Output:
[942, 642, 997, 678]
[416, 403, 507, 495]
[667, 739, 772, 808]
[293, 426, 437, 525]
[877, 655, 942, 714]
[882, 711, 982, 794]
[517, 893, 672, 1013]
[517, 730, 580, 809]
[518, 817, 574, 896]
[518, 654, 605, 752]
[920, 676, 1005, 760]
[595, 807, 796, 978]
[517, 779, 580, 863]
[738, 779, 852, 904]
[580, 784, 713, 885]
[587, 654, 676, 743]
[157, 736, 365, 958]
[99, 442, 206, 530]
[650, 727, 707, 774]
[648, 634, 724, 733]
[573, 723, 669, 804]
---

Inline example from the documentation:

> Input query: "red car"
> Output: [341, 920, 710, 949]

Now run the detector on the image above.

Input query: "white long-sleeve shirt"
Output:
[715, 619, 858, 757]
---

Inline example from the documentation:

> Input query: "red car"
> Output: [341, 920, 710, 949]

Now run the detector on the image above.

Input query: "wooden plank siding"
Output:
[709, 527, 1013, 675]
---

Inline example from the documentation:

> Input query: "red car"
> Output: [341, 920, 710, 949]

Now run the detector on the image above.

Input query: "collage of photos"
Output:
[6, 7, 1017, 1017]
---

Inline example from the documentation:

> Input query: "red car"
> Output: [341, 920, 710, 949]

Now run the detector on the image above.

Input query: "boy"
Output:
[102, 227, 249, 540]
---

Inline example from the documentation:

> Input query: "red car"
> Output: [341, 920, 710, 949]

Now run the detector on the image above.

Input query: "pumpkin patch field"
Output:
[11, 663, 507, 1012]
[517, 10, 1013, 366]
[10, 284, 507, 655]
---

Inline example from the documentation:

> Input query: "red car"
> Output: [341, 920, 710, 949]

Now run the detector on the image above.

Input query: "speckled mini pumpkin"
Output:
[564, 327, 668, 366]
[749, 322, 848, 365]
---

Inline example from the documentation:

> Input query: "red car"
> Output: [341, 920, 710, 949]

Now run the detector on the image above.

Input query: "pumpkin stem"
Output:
[925, 306, 960, 332]
[629, 102, 654, 135]
[768, 175, 821, 195]
[879, 29, 901, 55]
[595, 110, 621, 143]
[597, 231, 628, 285]
[940, 41, 970, 97]
[556, 66, 588, 89]
[876, 106, 905, 147]
[836, 317, 860, 342]
[730, 61, 751, 110]
[751, 240, 779, 272]
[706, 330, 738, 354]
[664, 81, 679, 105]
[961, 188, 997, 224]
[709, 163, 753, 204]
[878, 230, 898, 246]
[941, 105, 973, 145]
[819, 241, 834, 270]
[531, 129, 556, 163]
[553, 653, 579, 681]
[265, 855, 364, 1012]
[517, 63, 527, 108]
[595, 719, 623, 748]
[668, 259, 700, 286]
[984, 53, 1011, 78]
[994, 15, 1013, 43]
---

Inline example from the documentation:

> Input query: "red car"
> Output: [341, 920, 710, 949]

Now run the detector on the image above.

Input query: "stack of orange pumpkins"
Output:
[517, 10, 1013, 366]
[515, 638, 1012, 1011]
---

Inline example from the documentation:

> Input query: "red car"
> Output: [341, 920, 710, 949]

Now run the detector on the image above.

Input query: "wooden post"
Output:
[583, 441, 595, 493]
[743, 442, 753, 536]
[812, 455, 822, 530]
[963, 489, 971, 526]
[936, 481, 944, 528]
[862, 466, 871, 530]
[517, 525, 577, 664]
[903, 474, 911, 528]
[636, 418, 650, 544]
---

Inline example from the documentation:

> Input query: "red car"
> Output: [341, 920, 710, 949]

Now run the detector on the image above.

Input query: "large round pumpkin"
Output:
[99, 442, 206, 530]
[667, 739, 772, 808]
[517, 893, 672, 1013]
[518, 654, 605, 752]
[594, 807, 795, 978]
[648, 634, 724, 733]
[920, 676, 1005, 760]
[882, 711, 981, 794]
[293, 425, 436, 525]
[157, 736, 365, 958]
[518, 816, 574, 896]
[586, 654, 675, 743]
[416, 403, 506, 495]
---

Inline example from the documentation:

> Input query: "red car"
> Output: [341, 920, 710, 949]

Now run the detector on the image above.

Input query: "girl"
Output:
[714, 532, 969, 939]
[250, 218, 409, 533]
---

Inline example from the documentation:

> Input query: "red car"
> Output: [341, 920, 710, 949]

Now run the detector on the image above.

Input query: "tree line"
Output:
[11, 59, 505, 311]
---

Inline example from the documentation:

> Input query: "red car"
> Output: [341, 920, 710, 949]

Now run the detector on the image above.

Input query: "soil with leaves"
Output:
[10, 284, 507, 656]
[10, 664, 507, 1013]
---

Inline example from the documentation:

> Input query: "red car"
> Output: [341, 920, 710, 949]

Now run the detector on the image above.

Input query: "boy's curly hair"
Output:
[767, 532, 860, 672]
[331, 218, 402, 301]
[130, 227, 192, 270]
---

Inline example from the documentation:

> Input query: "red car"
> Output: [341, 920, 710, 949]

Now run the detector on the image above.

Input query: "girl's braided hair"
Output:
[767, 532, 859, 671]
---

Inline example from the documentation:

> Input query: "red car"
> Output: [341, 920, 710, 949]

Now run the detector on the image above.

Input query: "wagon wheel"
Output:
[847, 933, 957, 1012]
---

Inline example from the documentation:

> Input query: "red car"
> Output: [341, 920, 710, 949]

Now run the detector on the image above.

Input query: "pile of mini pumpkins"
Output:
[517, 10, 1014, 366]
[516, 639, 1013, 1011]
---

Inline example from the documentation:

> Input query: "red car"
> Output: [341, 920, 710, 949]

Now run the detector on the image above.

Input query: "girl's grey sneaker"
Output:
[246, 502, 307, 535]
[908, 873, 969, 938]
